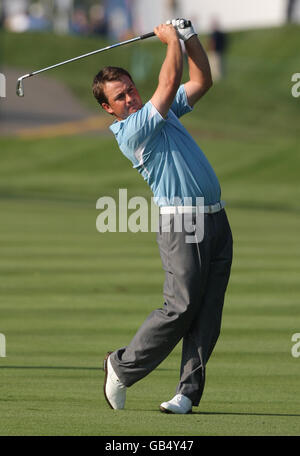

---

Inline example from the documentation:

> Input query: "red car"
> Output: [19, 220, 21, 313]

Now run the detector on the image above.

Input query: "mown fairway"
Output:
[0, 26, 300, 436]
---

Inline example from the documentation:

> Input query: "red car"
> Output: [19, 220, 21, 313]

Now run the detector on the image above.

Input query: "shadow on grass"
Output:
[0, 365, 101, 370]
[0, 365, 176, 372]
[147, 409, 300, 418]
[193, 411, 300, 418]
[5, 366, 299, 419]
[134, 408, 300, 418]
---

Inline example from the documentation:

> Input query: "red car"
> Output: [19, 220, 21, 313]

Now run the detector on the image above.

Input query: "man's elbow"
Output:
[197, 77, 213, 99]
[198, 77, 213, 99]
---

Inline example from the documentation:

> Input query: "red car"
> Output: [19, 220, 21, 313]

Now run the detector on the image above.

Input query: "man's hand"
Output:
[154, 23, 179, 45]
[166, 18, 197, 42]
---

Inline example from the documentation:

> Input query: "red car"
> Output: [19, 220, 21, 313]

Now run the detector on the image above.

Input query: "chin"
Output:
[131, 102, 142, 112]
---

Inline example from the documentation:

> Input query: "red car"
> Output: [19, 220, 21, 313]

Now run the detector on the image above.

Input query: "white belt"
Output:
[160, 201, 225, 215]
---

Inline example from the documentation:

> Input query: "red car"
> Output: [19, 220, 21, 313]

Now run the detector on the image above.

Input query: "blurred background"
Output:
[1, 0, 300, 130]
[0, 0, 300, 436]
[1, 0, 300, 37]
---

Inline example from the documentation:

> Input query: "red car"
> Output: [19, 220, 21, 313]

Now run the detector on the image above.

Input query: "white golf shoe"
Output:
[160, 394, 192, 414]
[103, 352, 126, 409]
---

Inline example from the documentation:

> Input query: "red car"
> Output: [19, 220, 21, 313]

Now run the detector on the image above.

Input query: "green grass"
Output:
[0, 195, 299, 436]
[1, 25, 300, 436]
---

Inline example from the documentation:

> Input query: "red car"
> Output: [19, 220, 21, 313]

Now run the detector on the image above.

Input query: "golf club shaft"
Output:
[26, 32, 155, 79]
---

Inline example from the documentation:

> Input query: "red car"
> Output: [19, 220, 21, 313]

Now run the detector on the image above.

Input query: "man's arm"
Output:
[184, 35, 213, 107]
[150, 24, 183, 119]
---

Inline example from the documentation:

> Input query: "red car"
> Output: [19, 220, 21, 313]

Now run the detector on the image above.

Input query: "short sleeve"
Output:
[170, 84, 193, 118]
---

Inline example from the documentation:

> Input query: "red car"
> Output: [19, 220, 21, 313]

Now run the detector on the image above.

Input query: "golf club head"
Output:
[16, 78, 24, 97]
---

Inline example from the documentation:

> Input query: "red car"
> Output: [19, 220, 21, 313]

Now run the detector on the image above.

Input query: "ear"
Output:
[101, 102, 114, 116]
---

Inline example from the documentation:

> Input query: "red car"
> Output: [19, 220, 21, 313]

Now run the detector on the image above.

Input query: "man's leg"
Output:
[109, 213, 210, 388]
[175, 210, 233, 406]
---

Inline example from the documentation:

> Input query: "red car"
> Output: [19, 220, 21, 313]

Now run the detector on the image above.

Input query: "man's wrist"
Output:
[164, 35, 181, 49]
[183, 31, 198, 43]
[184, 34, 199, 47]
[166, 18, 197, 42]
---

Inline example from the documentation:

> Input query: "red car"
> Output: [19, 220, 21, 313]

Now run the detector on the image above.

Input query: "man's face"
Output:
[101, 75, 143, 121]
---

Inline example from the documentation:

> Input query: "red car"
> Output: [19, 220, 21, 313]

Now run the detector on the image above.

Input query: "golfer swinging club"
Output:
[93, 19, 233, 414]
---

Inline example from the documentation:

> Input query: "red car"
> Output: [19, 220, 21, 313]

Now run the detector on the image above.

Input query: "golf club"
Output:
[16, 32, 156, 97]
[16, 20, 191, 97]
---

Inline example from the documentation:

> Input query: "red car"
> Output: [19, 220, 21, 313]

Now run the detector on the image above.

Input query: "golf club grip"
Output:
[140, 20, 191, 40]
[140, 32, 156, 40]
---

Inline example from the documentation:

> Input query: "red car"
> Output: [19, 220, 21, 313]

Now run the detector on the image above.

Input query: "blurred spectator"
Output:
[287, 0, 300, 23]
[89, 4, 107, 37]
[4, 12, 30, 32]
[3, 0, 50, 33]
[104, 0, 134, 40]
[207, 19, 228, 82]
[167, 0, 180, 18]
[2, 0, 29, 32]
[1, 0, 132, 38]
[70, 7, 90, 35]
[54, 0, 73, 35]
[28, 2, 50, 31]
[0, 2, 4, 29]
[287, 0, 296, 22]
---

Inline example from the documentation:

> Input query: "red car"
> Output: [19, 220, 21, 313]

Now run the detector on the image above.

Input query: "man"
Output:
[207, 19, 228, 82]
[93, 19, 233, 414]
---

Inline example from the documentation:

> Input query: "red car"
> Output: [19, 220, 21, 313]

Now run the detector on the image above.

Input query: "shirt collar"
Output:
[109, 119, 122, 135]
[109, 104, 146, 135]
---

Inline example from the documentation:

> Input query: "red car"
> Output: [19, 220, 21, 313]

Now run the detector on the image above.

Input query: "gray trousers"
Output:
[110, 209, 233, 406]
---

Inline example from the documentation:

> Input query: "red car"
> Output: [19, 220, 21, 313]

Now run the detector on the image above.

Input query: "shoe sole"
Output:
[103, 351, 114, 410]
[159, 406, 192, 414]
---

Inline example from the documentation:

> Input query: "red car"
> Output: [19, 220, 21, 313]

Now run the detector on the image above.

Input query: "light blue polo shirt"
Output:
[109, 84, 221, 206]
